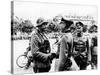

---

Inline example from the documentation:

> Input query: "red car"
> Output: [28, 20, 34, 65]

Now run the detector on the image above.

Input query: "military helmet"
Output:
[36, 18, 48, 27]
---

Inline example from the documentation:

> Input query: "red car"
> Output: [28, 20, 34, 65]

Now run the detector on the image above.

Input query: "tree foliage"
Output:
[11, 16, 34, 35]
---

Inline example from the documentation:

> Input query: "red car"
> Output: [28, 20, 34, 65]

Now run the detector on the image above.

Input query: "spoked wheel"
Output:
[16, 55, 28, 68]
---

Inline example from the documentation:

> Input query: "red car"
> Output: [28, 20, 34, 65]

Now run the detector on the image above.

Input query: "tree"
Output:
[21, 20, 34, 34]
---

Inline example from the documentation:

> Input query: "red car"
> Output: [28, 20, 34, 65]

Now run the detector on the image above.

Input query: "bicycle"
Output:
[16, 51, 31, 68]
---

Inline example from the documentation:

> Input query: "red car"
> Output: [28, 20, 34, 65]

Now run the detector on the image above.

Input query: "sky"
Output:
[13, 1, 97, 26]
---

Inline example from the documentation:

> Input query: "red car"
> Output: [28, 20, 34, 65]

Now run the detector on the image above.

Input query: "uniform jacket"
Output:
[30, 30, 51, 68]
[57, 33, 91, 71]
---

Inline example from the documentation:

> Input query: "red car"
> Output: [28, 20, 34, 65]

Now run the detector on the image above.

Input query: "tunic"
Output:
[30, 30, 51, 70]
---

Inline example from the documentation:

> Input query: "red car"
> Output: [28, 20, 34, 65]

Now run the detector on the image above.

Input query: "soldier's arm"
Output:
[31, 35, 39, 53]
[59, 35, 72, 59]
[55, 43, 60, 58]
[86, 38, 91, 62]
[48, 42, 51, 53]
[24, 46, 31, 55]
[31, 35, 51, 62]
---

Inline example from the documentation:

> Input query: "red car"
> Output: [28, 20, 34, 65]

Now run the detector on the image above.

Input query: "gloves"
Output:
[49, 53, 57, 61]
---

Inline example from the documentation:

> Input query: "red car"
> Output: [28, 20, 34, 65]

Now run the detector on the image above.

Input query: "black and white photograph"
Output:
[11, 1, 98, 74]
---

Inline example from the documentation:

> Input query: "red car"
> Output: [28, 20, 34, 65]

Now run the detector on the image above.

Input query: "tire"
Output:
[16, 55, 28, 68]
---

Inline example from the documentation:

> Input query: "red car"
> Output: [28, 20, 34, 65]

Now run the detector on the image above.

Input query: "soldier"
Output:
[57, 19, 74, 71]
[58, 22, 91, 71]
[57, 32, 73, 71]
[90, 25, 97, 69]
[30, 18, 56, 73]
[72, 22, 91, 70]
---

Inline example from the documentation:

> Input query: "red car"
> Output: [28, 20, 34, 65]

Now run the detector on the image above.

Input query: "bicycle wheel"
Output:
[16, 55, 28, 68]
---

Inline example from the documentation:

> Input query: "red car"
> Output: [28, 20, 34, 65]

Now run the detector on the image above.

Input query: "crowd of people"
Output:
[24, 16, 97, 73]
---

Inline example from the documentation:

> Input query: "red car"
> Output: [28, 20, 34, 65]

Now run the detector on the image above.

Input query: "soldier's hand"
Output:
[87, 61, 91, 65]
[52, 53, 57, 58]
[49, 53, 56, 60]
[24, 52, 27, 55]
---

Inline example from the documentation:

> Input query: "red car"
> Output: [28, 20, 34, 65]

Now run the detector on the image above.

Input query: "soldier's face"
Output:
[54, 17, 62, 24]
[76, 24, 82, 29]
[93, 27, 97, 32]
[39, 25, 48, 32]
[41, 25, 46, 29]
[71, 29, 75, 33]
[76, 24, 83, 32]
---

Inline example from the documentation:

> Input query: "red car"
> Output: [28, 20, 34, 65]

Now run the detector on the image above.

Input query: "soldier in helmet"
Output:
[30, 18, 56, 73]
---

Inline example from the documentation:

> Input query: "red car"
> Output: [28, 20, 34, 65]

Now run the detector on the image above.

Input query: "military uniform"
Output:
[72, 33, 90, 70]
[57, 33, 73, 71]
[31, 30, 52, 73]
[90, 33, 97, 69]
[57, 32, 91, 71]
